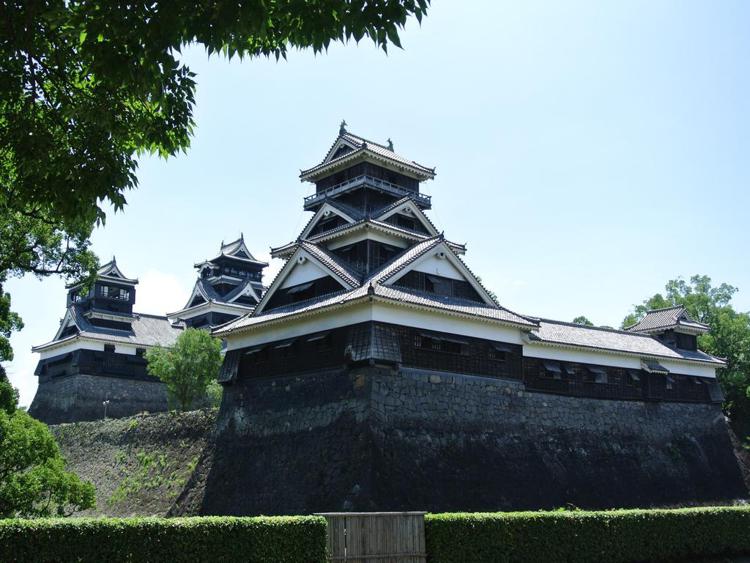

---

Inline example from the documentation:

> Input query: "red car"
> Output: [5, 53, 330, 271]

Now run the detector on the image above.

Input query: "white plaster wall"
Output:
[523, 344, 641, 369]
[371, 301, 524, 344]
[660, 359, 716, 379]
[326, 229, 410, 251]
[280, 260, 330, 288]
[225, 303, 374, 350]
[37, 339, 142, 359]
[524, 343, 717, 378]
[411, 255, 465, 280]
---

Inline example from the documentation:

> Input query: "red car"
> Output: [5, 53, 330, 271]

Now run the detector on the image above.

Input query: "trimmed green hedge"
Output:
[425, 507, 750, 563]
[0, 516, 327, 563]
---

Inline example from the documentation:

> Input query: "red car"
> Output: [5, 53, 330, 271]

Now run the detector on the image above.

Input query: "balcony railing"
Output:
[303, 175, 431, 210]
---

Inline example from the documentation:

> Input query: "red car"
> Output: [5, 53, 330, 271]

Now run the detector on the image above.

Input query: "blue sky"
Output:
[6, 0, 750, 406]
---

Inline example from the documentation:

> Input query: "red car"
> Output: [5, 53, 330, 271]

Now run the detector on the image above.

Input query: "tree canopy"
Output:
[572, 316, 594, 327]
[0, 0, 429, 374]
[146, 328, 223, 411]
[0, 370, 95, 518]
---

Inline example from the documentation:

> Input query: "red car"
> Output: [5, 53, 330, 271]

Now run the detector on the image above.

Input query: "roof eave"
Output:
[299, 150, 435, 183]
[217, 291, 536, 339]
[523, 336, 725, 368]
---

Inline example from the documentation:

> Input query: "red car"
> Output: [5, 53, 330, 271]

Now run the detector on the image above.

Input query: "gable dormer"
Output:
[379, 239, 496, 306]
[256, 245, 358, 314]
[375, 198, 439, 237]
[300, 202, 359, 240]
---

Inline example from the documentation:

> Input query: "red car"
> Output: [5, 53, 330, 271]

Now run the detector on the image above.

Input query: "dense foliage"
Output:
[0, 0, 429, 392]
[0, 371, 94, 518]
[146, 328, 223, 411]
[0, 515, 327, 562]
[622, 275, 750, 433]
[425, 507, 750, 563]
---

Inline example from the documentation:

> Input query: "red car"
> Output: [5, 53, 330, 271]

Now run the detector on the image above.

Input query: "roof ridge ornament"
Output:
[387, 138, 394, 151]
[339, 119, 347, 136]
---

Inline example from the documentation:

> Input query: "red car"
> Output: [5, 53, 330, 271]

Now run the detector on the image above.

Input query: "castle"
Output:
[31, 124, 746, 512]
[29, 240, 267, 423]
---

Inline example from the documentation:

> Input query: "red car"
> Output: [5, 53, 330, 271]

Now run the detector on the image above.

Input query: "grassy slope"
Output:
[51, 409, 217, 517]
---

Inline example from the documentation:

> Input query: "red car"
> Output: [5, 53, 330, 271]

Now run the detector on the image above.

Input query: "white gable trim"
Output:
[383, 241, 497, 306]
[375, 199, 439, 236]
[299, 203, 358, 240]
[168, 300, 254, 322]
[53, 310, 78, 341]
[227, 282, 260, 304]
[254, 247, 355, 315]
[326, 226, 412, 251]
[183, 281, 212, 309]
[322, 137, 360, 164]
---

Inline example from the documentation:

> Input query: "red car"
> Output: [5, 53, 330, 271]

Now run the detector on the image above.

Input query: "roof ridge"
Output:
[369, 235, 444, 284]
[299, 241, 362, 286]
[344, 131, 390, 151]
[643, 304, 684, 313]
[539, 317, 660, 339]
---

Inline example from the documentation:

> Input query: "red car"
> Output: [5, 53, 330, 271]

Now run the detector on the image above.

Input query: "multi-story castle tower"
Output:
[186, 125, 744, 516]
[30, 259, 181, 423]
[168, 236, 267, 329]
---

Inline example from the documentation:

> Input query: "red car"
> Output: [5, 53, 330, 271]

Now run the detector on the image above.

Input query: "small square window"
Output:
[135, 348, 146, 358]
[104, 344, 115, 353]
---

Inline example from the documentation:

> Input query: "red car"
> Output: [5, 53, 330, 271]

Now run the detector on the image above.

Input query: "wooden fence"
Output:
[316, 512, 426, 563]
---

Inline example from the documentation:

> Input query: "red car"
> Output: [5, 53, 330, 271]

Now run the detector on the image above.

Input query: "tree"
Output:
[0, 368, 95, 518]
[0, 0, 430, 381]
[572, 316, 594, 326]
[623, 275, 750, 433]
[146, 328, 223, 412]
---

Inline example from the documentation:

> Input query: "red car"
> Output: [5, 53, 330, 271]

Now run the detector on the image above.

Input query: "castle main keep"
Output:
[191, 125, 746, 514]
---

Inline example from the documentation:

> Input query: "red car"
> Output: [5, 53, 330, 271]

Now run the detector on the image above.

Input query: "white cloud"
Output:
[135, 270, 192, 316]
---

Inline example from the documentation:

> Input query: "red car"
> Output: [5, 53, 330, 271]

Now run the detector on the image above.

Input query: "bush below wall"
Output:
[0, 516, 327, 563]
[425, 507, 750, 563]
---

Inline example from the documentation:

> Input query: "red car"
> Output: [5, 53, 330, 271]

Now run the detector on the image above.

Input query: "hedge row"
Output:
[0, 516, 327, 563]
[425, 506, 750, 563]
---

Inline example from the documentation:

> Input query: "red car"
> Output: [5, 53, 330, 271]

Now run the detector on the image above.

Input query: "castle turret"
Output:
[64, 258, 138, 331]
[30, 258, 181, 424]
[169, 236, 267, 329]
[625, 305, 709, 351]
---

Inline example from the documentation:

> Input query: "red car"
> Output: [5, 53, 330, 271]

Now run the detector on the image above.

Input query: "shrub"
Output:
[425, 507, 750, 563]
[0, 516, 327, 563]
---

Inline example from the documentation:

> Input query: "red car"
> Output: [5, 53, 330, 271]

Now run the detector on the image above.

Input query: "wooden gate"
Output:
[316, 512, 426, 563]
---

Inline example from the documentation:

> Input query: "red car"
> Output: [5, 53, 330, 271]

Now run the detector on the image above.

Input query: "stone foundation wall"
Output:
[195, 366, 746, 515]
[29, 374, 169, 424]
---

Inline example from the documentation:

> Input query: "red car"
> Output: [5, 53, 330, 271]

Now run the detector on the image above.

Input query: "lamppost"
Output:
[103, 400, 110, 419]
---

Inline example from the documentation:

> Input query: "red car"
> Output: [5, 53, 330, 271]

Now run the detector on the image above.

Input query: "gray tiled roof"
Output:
[36, 306, 183, 350]
[372, 285, 536, 328]
[299, 241, 361, 287]
[201, 236, 268, 267]
[342, 133, 435, 175]
[301, 132, 435, 179]
[528, 319, 722, 365]
[216, 278, 537, 335]
[373, 196, 440, 235]
[370, 236, 444, 283]
[223, 279, 262, 304]
[625, 305, 709, 334]
[302, 219, 462, 253]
